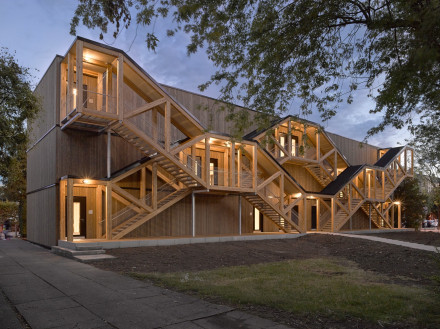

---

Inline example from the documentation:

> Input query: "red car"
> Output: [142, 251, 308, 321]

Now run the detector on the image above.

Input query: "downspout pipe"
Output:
[192, 189, 209, 237]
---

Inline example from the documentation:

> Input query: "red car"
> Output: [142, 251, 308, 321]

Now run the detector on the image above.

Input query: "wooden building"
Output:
[27, 37, 413, 247]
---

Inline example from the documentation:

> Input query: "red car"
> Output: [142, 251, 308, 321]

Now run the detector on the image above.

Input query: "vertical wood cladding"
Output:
[340, 210, 370, 230]
[27, 186, 58, 246]
[326, 132, 378, 166]
[125, 194, 255, 238]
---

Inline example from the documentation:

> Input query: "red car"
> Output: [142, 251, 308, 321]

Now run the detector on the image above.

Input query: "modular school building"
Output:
[27, 37, 413, 248]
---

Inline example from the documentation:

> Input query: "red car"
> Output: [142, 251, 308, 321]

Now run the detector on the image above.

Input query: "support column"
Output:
[304, 197, 308, 232]
[191, 144, 196, 175]
[316, 130, 320, 161]
[316, 199, 320, 231]
[397, 203, 401, 228]
[391, 203, 395, 228]
[66, 179, 74, 242]
[106, 182, 112, 240]
[105, 64, 112, 113]
[230, 142, 235, 187]
[117, 54, 124, 120]
[287, 120, 292, 157]
[140, 167, 146, 201]
[164, 101, 171, 151]
[279, 174, 284, 212]
[107, 131, 111, 178]
[96, 186, 102, 238]
[238, 195, 242, 235]
[192, 192, 196, 237]
[67, 53, 74, 114]
[237, 147, 242, 188]
[152, 162, 157, 210]
[369, 202, 372, 230]
[75, 41, 83, 113]
[59, 180, 66, 240]
[205, 138, 210, 186]
[330, 198, 334, 232]
[252, 145, 257, 189]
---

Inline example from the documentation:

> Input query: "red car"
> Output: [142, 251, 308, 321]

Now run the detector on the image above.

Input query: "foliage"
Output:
[393, 177, 427, 229]
[0, 48, 39, 184]
[132, 258, 439, 326]
[71, 0, 440, 140]
[0, 201, 19, 226]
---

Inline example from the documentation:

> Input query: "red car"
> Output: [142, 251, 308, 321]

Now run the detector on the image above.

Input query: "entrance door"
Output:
[311, 205, 317, 230]
[65, 196, 87, 237]
[210, 158, 218, 185]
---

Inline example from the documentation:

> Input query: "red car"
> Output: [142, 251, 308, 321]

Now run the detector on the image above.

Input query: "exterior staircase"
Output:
[320, 198, 363, 232]
[305, 164, 333, 187]
[359, 203, 382, 228]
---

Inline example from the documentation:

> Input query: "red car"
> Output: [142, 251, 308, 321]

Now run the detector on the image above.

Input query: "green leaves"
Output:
[71, 0, 440, 145]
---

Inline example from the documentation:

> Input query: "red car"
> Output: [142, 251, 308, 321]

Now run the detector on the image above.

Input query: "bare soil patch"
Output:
[92, 234, 438, 285]
[90, 234, 440, 329]
[367, 231, 440, 247]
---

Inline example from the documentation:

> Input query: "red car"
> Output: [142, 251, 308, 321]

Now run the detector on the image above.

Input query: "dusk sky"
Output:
[0, 0, 411, 147]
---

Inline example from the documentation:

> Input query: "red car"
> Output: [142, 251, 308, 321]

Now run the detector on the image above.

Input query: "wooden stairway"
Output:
[112, 122, 204, 188]
[321, 199, 363, 232]
[244, 193, 297, 233]
[305, 164, 333, 187]
[111, 187, 192, 239]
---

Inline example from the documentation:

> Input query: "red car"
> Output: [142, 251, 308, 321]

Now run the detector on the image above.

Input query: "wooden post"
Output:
[304, 197, 308, 232]
[152, 162, 157, 210]
[106, 64, 112, 113]
[191, 144, 196, 175]
[60, 62, 67, 121]
[391, 203, 395, 228]
[279, 174, 284, 212]
[106, 182, 112, 240]
[192, 191, 196, 237]
[381, 171, 385, 199]
[107, 131, 111, 178]
[238, 195, 242, 235]
[75, 41, 83, 113]
[140, 167, 146, 201]
[164, 101, 171, 151]
[316, 130, 320, 161]
[334, 150, 337, 177]
[66, 179, 74, 242]
[237, 147, 242, 188]
[152, 108, 158, 141]
[316, 199, 320, 231]
[59, 180, 66, 240]
[96, 186, 102, 238]
[230, 142, 235, 187]
[287, 120, 292, 157]
[205, 137, 210, 186]
[397, 203, 401, 228]
[117, 54, 124, 120]
[67, 53, 74, 115]
[97, 72, 103, 111]
[369, 202, 372, 230]
[372, 169, 376, 199]
[330, 198, 334, 232]
[252, 145, 258, 189]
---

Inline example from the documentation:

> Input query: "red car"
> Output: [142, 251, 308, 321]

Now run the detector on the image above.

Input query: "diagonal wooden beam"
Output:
[257, 172, 281, 190]
[124, 97, 166, 119]
[111, 184, 153, 213]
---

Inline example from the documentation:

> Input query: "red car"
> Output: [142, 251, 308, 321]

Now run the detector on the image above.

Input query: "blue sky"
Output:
[0, 0, 411, 147]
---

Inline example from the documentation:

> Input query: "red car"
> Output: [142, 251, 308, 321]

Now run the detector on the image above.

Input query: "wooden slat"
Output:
[124, 97, 166, 119]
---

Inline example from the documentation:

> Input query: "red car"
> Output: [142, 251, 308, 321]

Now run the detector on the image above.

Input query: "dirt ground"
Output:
[368, 230, 440, 247]
[90, 233, 440, 329]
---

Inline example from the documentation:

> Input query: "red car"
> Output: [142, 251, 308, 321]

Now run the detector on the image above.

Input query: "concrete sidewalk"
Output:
[330, 232, 439, 252]
[0, 239, 290, 329]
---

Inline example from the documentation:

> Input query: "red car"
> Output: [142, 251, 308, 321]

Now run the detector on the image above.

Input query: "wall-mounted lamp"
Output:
[82, 179, 92, 184]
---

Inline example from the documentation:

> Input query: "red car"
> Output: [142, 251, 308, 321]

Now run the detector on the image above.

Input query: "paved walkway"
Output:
[0, 239, 290, 329]
[329, 232, 439, 252]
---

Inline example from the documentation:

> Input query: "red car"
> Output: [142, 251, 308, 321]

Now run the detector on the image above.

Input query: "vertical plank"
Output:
[164, 101, 171, 151]
[75, 41, 83, 113]
[66, 178, 73, 242]
[117, 54, 124, 120]
[59, 180, 66, 240]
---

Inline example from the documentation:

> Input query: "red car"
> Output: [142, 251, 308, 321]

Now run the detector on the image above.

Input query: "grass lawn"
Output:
[130, 258, 440, 328]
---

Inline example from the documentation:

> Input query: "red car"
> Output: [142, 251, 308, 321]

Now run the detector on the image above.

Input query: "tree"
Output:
[393, 177, 427, 229]
[0, 48, 40, 234]
[70, 1, 440, 139]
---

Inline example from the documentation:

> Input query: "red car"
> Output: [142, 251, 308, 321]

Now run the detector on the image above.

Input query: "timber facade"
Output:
[27, 38, 414, 247]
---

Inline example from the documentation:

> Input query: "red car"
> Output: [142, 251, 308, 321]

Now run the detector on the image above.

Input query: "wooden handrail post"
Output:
[117, 54, 124, 120]
[230, 142, 235, 187]
[66, 178, 73, 242]
[164, 101, 171, 151]
[75, 41, 83, 113]
[205, 137, 210, 186]
[60, 180, 66, 240]
[106, 182, 112, 240]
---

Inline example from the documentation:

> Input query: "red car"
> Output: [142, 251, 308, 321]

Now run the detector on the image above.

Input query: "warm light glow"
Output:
[208, 138, 213, 144]
[82, 179, 92, 184]
[73, 88, 77, 95]
[394, 201, 401, 205]
[83, 55, 92, 62]
[292, 193, 302, 198]
[307, 195, 315, 199]
[225, 141, 231, 147]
